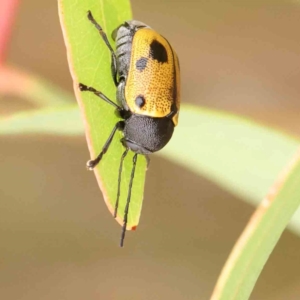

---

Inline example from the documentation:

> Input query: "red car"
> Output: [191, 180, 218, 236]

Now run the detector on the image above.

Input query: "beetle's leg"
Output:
[114, 148, 129, 218]
[87, 11, 118, 87]
[79, 83, 123, 113]
[87, 121, 125, 170]
[166, 102, 178, 119]
[120, 153, 138, 247]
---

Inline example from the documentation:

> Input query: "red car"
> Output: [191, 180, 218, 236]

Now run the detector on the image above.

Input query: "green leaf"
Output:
[161, 105, 300, 205]
[2, 103, 300, 236]
[160, 105, 300, 234]
[58, 0, 147, 232]
[210, 149, 300, 300]
[0, 105, 82, 135]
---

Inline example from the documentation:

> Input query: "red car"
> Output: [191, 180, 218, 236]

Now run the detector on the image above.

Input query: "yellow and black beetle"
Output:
[79, 11, 180, 246]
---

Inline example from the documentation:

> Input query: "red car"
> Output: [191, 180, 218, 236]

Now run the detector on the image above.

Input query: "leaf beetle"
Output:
[79, 11, 180, 246]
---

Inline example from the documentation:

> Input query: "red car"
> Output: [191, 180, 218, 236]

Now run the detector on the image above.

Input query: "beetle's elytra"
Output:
[79, 11, 180, 246]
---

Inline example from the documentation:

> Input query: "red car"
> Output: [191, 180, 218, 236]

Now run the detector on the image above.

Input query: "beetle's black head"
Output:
[122, 115, 174, 155]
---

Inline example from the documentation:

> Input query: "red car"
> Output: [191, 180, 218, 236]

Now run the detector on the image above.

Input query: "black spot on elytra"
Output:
[135, 95, 146, 108]
[149, 40, 168, 63]
[136, 57, 148, 71]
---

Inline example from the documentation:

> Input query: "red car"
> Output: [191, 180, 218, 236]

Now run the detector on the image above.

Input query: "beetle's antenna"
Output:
[120, 153, 138, 247]
[114, 148, 129, 217]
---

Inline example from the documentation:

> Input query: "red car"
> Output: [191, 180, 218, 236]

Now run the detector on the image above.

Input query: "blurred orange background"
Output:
[1, 0, 300, 299]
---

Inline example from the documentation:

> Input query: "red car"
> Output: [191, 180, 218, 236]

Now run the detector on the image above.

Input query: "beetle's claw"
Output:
[86, 160, 96, 170]
[79, 83, 88, 91]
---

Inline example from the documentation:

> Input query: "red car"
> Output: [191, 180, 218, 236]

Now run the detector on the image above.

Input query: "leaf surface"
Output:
[58, 0, 147, 231]
[210, 148, 300, 300]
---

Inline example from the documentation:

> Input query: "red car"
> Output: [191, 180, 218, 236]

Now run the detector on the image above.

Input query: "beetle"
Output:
[79, 11, 180, 246]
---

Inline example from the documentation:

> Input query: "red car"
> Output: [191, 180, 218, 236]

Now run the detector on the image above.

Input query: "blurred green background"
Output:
[1, 0, 300, 299]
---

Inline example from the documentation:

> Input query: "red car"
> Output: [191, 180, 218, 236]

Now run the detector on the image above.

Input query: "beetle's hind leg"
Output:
[87, 121, 125, 170]
[87, 11, 118, 87]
